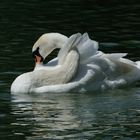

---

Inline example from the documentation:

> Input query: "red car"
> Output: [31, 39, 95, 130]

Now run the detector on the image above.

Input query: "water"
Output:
[0, 0, 140, 139]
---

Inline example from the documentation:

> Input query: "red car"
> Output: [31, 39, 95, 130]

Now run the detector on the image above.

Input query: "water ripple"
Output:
[0, 0, 140, 139]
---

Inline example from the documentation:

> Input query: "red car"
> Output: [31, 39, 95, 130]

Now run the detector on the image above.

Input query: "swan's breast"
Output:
[11, 72, 32, 93]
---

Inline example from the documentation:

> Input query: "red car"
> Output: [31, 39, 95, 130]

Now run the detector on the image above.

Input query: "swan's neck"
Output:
[32, 50, 79, 87]
[37, 33, 68, 59]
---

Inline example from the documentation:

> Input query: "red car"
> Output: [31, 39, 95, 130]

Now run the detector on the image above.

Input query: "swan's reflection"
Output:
[11, 89, 140, 139]
[11, 92, 97, 139]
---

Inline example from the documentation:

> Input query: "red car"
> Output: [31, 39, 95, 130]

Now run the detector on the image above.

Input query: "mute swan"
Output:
[11, 33, 140, 93]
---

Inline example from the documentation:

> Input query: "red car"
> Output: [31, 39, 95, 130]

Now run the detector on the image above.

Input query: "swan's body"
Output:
[11, 33, 140, 93]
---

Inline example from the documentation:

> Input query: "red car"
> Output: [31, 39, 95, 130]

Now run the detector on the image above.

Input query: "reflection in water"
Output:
[0, 0, 140, 139]
[10, 89, 140, 139]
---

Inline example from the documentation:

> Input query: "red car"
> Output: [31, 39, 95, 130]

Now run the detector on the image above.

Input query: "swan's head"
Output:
[32, 33, 68, 64]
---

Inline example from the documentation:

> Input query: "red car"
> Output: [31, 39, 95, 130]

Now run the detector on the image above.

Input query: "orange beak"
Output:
[32, 47, 44, 65]
[34, 55, 42, 64]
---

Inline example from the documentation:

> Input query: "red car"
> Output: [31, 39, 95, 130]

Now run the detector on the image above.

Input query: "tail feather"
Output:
[136, 61, 140, 69]
[105, 53, 127, 60]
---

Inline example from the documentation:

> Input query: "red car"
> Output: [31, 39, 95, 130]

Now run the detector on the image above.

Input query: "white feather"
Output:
[11, 32, 140, 94]
[76, 33, 99, 64]
[58, 33, 81, 64]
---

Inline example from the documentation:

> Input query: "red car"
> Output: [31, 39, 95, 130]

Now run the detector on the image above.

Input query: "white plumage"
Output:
[11, 33, 140, 93]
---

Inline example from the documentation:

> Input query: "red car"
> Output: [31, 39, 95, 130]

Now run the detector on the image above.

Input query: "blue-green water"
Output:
[0, 0, 140, 139]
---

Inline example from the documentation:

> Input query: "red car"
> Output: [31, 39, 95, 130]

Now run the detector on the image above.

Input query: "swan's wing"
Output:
[58, 33, 82, 64]
[105, 53, 138, 66]
[58, 32, 99, 65]
[76, 33, 99, 64]
[31, 82, 78, 93]
[105, 53, 127, 60]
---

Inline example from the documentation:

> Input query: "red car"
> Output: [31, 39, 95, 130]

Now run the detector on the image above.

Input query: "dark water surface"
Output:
[0, 0, 140, 139]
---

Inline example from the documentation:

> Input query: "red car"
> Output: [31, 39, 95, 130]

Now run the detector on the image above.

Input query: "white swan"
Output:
[11, 33, 140, 93]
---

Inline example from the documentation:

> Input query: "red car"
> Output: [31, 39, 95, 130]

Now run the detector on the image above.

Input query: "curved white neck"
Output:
[33, 33, 68, 59]
[32, 50, 79, 86]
